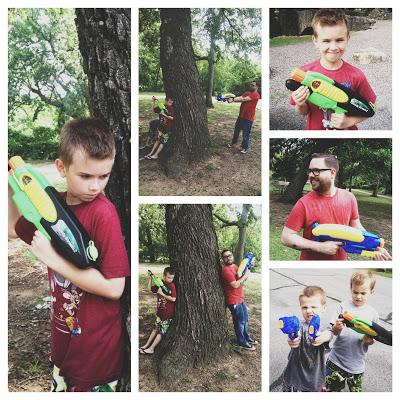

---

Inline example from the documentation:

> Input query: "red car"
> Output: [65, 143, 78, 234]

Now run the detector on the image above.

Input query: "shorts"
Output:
[159, 132, 170, 145]
[51, 365, 118, 392]
[155, 316, 172, 336]
[325, 360, 363, 392]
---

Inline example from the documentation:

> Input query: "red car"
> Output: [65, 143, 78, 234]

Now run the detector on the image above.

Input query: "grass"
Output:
[26, 360, 41, 376]
[373, 269, 392, 279]
[270, 35, 312, 47]
[270, 188, 392, 261]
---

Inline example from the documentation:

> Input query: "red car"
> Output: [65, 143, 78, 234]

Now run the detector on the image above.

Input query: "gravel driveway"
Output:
[269, 20, 392, 130]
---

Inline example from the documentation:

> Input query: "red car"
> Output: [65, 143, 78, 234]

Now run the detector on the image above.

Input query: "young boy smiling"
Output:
[290, 8, 376, 130]
[8, 118, 130, 392]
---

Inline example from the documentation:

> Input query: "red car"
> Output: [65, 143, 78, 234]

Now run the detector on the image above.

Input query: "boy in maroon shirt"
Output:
[8, 118, 130, 391]
[290, 9, 376, 130]
[139, 267, 176, 355]
[227, 81, 260, 154]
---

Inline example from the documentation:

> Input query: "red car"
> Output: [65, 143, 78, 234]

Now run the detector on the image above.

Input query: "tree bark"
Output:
[234, 204, 251, 262]
[159, 9, 210, 177]
[158, 205, 229, 386]
[205, 34, 216, 108]
[372, 178, 380, 197]
[75, 8, 131, 391]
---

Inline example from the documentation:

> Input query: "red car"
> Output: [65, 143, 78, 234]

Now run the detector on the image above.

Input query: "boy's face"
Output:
[299, 294, 326, 323]
[165, 98, 173, 107]
[56, 149, 114, 205]
[351, 282, 373, 307]
[163, 273, 175, 284]
[312, 22, 349, 67]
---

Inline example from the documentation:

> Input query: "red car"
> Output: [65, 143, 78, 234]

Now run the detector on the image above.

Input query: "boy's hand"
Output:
[30, 230, 62, 267]
[330, 113, 357, 129]
[311, 330, 331, 347]
[157, 287, 163, 295]
[291, 86, 310, 106]
[332, 318, 344, 335]
[288, 336, 301, 348]
[363, 335, 375, 346]
[373, 247, 392, 261]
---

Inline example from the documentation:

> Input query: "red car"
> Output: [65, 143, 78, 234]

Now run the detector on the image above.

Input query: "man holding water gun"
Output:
[281, 153, 391, 261]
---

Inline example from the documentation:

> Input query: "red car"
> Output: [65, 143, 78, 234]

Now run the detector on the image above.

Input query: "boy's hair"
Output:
[350, 271, 376, 291]
[59, 118, 115, 167]
[299, 285, 327, 306]
[312, 8, 349, 36]
[165, 96, 174, 102]
[164, 267, 176, 276]
[311, 153, 339, 173]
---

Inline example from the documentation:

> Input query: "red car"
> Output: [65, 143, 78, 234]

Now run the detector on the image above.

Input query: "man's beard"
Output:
[313, 180, 330, 193]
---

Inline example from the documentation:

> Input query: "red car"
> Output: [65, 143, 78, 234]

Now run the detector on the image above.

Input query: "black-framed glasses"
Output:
[222, 254, 233, 259]
[307, 168, 332, 176]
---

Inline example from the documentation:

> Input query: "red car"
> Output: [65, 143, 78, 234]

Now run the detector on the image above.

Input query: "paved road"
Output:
[269, 268, 392, 392]
[270, 20, 392, 130]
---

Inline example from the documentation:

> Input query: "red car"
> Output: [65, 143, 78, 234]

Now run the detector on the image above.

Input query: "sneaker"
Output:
[226, 142, 233, 148]
[240, 148, 248, 154]
[248, 338, 259, 345]
[240, 343, 256, 351]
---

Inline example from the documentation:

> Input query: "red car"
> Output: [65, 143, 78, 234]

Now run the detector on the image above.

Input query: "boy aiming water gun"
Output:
[8, 156, 98, 268]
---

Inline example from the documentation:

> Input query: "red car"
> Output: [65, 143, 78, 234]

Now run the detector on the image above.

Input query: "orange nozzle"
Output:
[380, 238, 385, 248]
[8, 156, 25, 171]
[342, 311, 353, 321]
[291, 68, 307, 83]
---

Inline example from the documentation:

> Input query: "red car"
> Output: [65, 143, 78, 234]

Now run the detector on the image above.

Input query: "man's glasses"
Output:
[307, 168, 332, 176]
[222, 254, 233, 259]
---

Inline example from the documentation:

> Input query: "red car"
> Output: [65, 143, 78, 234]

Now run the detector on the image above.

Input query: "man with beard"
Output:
[226, 81, 260, 154]
[221, 249, 258, 351]
[281, 153, 391, 261]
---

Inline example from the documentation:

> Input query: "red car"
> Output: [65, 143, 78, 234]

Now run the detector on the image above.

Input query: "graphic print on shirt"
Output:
[50, 271, 83, 336]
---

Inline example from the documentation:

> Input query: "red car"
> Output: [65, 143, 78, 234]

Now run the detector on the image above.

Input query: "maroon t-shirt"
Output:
[239, 91, 260, 122]
[159, 105, 176, 133]
[221, 264, 244, 305]
[151, 282, 176, 321]
[285, 188, 359, 260]
[15, 193, 130, 389]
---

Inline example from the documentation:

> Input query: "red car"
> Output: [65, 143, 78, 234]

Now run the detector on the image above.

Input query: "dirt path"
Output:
[8, 239, 51, 392]
[138, 96, 262, 196]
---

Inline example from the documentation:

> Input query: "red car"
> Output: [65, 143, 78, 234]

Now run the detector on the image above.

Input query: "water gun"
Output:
[311, 222, 384, 259]
[237, 251, 255, 278]
[340, 311, 392, 346]
[8, 156, 98, 268]
[286, 68, 375, 126]
[308, 315, 320, 341]
[278, 316, 300, 340]
[216, 93, 236, 102]
[152, 96, 170, 115]
[148, 270, 171, 295]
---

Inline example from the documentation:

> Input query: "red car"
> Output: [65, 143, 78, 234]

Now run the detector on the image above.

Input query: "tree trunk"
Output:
[75, 8, 131, 391]
[205, 35, 216, 108]
[158, 205, 229, 386]
[372, 178, 380, 197]
[279, 160, 309, 204]
[159, 9, 210, 177]
[144, 226, 156, 263]
[234, 204, 251, 261]
[349, 173, 353, 192]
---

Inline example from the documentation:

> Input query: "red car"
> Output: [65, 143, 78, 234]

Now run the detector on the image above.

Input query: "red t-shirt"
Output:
[15, 193, 130, 389]
[285, 188, 359, 260]
[151, 282, 176, 321]
[221, 264, 244, 305]
[289, 59, 376, 130]
[159, 105, 176, 133]
[239, 91, 260, 122]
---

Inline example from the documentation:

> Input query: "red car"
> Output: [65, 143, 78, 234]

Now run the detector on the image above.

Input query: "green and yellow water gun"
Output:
[8, 156, 98, 268]
[148, 270, 171, 295]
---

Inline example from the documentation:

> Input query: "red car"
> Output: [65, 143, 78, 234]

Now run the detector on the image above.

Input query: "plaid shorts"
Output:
[51, 365, 118, 392]
[155, 316, 172, 336]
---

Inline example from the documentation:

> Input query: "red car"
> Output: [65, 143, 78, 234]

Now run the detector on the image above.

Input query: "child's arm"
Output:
[157, 288, 176, 302]
[311, 330, 333, 347]
[31, 230, 125, 300]
[8, 185, 20, 239]
[330, 114, 368, 130]
[331, 317, 345, 336]
[147, 271, 153, 291]
[291, 86, 310, 116]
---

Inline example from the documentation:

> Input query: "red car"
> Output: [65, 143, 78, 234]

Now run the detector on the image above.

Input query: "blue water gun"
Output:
[237, 251, 255, 278]
[278, 316, 300, 340]
[311, 222, 384, 258]
[308, 315, 320, 341]
[216, 93, 236, 102]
